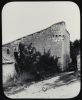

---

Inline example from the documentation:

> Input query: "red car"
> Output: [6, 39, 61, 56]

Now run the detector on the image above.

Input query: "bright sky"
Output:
[2, 1, 80, 44]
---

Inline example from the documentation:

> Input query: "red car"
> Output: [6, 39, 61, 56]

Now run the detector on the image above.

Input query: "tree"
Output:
[70, 40, 80, 71]
[14, 42, 41, 75]
[14, 42, 61, 81]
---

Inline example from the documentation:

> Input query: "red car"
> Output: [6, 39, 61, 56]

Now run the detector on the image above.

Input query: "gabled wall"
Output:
[2, 21, 70, 71]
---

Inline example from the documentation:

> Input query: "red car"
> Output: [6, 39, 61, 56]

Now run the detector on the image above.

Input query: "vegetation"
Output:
[68, 40, 80, 71]
[14, 39, 80, 82]
[4, 40, 80, 93]
[14, 42, 61, 82]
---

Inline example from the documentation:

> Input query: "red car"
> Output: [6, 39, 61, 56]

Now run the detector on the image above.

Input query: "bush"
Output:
[67, 62, 78, 72]
[70, 40, 80, 70]
[14, 43, 40, 74]
[14, 42, 61, 82]
[36, 49, 61, 78]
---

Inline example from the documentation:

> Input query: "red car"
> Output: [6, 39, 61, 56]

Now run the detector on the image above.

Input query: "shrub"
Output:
[14, 43, 40, 74]
[14, 43, 61, 82]
[70, 40, 80, 71]
[36, 49, 61, 78]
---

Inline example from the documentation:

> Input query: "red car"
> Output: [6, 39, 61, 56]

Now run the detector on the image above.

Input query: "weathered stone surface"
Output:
[2, 21, 70, 71]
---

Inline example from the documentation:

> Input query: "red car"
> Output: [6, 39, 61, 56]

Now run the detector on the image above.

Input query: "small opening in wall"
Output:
[53, 35, 54, 37]
[7, 49, 10, 54]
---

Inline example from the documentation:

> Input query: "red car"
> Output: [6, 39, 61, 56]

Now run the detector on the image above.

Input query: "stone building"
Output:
[2, 21, 70, 71]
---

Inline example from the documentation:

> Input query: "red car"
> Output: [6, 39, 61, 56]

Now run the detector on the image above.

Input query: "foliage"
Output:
[14, 42, 61, 81]
[36, 49, 61, 78]
[69, 39, 80, 71]
[70, 40, 80, 58]
[14, 43, 41, 75]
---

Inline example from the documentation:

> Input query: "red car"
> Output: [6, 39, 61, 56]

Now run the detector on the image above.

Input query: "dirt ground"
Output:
[4, 71, 81, 99]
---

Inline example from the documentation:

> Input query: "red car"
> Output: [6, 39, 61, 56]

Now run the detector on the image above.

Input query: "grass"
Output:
[3, 70, 80, 96]
[3, 72, 35, 93]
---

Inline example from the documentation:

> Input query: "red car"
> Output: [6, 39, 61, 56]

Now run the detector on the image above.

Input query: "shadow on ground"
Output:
[42, 71, 80, 91]
[4, 71, 80, 95]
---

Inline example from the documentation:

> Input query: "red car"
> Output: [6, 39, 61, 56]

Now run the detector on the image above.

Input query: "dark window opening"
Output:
[7, 49, 10, 54]
[53, 35, 54, 37]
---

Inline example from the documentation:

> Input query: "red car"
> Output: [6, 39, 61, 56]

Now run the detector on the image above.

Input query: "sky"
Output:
[2, 1, 80, 44]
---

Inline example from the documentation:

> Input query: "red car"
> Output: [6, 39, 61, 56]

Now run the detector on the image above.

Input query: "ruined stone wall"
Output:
[63, 30, 70, 70]
[2, 21, 70, 71]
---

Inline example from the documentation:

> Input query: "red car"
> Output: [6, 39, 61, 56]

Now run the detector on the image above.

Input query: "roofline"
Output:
[2, 21, 66, 46]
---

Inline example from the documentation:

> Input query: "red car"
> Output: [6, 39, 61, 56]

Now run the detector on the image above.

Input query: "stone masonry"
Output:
[2, 21, 70, 71]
